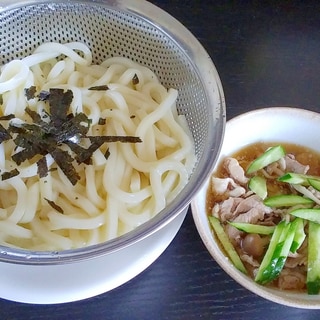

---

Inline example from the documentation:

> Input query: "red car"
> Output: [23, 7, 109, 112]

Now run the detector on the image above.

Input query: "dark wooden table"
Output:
[2, 1, 320, 319]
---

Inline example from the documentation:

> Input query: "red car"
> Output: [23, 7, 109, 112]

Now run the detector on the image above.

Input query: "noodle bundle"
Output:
[0, 42, 196, 250]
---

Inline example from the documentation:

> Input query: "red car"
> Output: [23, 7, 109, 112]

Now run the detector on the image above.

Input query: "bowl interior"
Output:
[0, 0, 225, 263]
[192, 107, 320, 309]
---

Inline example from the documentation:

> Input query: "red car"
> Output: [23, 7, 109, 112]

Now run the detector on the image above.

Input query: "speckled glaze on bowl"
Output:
[191, 107, 320, 309]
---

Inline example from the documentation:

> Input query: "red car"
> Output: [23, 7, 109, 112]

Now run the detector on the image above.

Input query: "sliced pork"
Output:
[211, 177, 246, 197]
[284, 154, 310, 174]
[224, 157, 248, 184]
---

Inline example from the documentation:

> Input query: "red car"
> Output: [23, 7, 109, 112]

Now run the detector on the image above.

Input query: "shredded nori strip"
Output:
[25, 86, 37, 100]
[37, 156, 48, 178]
[104, 148, 110, 160]
[88, 85, 109, 91]
[132, 74, 139, 85]
[2, 88, 141, 184]
[88, 135, 142, 143]
[49, 88, 73, 127]
[51, 148, 80, 185]
[0, 124, 11, 143]
[0, 114, 14, 143]
[65, 141, 95, 165]
[98, 118, 106, 125]
[0, 114, 15, 121]
[2, 168, 19, 181]
[44, 198, 64, 214]
[38, 90, 50, 101]
[25, 107, 43, 124]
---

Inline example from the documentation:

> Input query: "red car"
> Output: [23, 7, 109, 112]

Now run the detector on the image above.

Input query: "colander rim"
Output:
[0, 0, 226, 265]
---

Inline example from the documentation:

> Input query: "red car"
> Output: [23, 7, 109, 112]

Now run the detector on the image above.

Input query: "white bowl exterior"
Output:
[192, 107, 320, 309]
[0, 207, 187, 304]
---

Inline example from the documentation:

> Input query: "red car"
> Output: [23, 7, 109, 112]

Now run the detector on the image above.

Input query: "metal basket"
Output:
[0, 0, 225, 263]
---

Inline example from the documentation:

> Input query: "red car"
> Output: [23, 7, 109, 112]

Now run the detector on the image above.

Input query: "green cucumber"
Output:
[263, 194, 314, 207]
[308, 178, 320, 191]
[269, 220, 297, 281]
[278, 172, 311, 185]
[246, 145, 286, 174]
[255, 220, 297, 284]
[290, 218, 306, 253]
[290, 208, 320, 224]
[255, 220, 287, 284]
[228, 222, 275, 235]
[208, 216, 247, 274]
[278, 172, 320, 186]
[248, 176, 267, 199]
[307, 221, 320, 294]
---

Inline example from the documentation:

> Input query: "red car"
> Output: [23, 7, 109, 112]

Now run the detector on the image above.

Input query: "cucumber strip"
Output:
[308, 178, 320, 191]
[278, 172, 318, 185]
[246, 145, 286, 174]
[263, 194, 314, 207]
[228, 222, 275, 235]
[269, 221, 297, 281]
[208, 216, 247, 274]
[290, 218, 306, 253]
[307, 221, 320, 294]
[255, 221, 287, 284]
[290, 208, 320, 224]
[248, 176, 267, 199]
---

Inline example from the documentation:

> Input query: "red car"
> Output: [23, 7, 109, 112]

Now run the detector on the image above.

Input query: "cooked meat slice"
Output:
[284, 154, 309, 174]
[233, 207, 264, 224]
[265, 161, 285, 177]
[285, 254, 307, 268]
[225, 195, 273, 244]
[240, 253, 260, 267]
[226, 207, 265, 244]
[224, 157, 248, 184]
[211, 177, 246, 197]
[234, 194, 273, 216]
[225, 224, 242, 245]
[286, 240, 307, 268]
[218, 197, 243, 222]
[277, 269, 306, 291]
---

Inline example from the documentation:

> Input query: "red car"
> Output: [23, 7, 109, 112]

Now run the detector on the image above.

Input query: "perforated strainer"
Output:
[0, 0, 225, 303]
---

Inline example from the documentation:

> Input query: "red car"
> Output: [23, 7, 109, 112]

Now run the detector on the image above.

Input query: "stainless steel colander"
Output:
[0, 0, 225, 154]
[0, 0, 225, 303]
[0, 0, 225, 259]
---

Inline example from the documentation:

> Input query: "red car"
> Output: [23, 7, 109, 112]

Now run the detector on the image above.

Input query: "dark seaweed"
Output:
[1, 168, 20, 181]
[0, 124, 11, 143]
[98, 118, 106, 125]
[44, 198, 64, 214]
[50, 148, 80, 185]
[104, 148, 110, 160]
[88, 85, 109, 91]
[132, 74, 139, 85]
[38, 90, 50, 101]
[49, 88, 73, 127]
[2, 88, 141, 184]
[25, 86, 37, 100]
[37, 156, 48, 178]
[0, 114, 15, 121]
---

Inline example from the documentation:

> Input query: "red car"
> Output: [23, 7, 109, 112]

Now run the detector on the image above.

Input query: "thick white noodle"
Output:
[0, 42, 196, 250]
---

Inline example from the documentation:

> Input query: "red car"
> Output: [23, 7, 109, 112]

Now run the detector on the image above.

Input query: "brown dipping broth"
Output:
[206, 142, 320, 292]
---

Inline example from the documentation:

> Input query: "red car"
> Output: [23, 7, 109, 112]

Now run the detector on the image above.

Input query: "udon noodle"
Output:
[0, 42, 196, 250]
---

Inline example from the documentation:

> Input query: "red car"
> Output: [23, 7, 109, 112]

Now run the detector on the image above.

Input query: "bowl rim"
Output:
[191, 106, 320, 309]
[0, 0, 226, 265]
